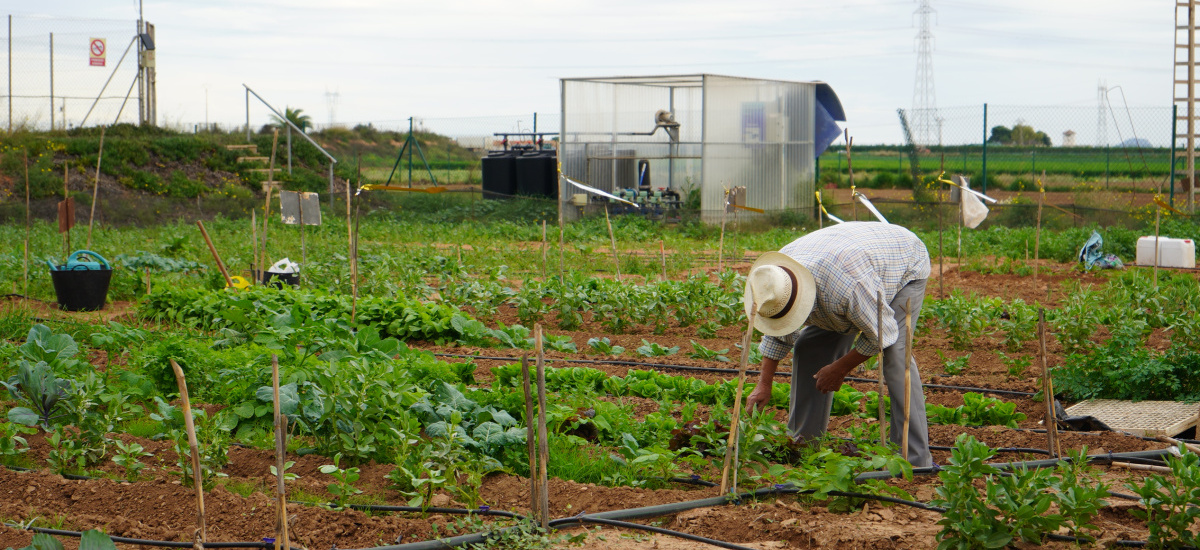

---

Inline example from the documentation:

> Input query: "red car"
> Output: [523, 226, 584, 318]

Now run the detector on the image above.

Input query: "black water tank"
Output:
[482, 150, 518, 197]
[516, 150, 558, 198]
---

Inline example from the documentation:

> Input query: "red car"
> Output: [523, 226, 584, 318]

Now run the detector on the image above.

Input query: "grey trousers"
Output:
[787, 279, 932, 467]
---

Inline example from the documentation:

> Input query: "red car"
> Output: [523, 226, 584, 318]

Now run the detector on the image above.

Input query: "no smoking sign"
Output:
[89, 38, 106, 67]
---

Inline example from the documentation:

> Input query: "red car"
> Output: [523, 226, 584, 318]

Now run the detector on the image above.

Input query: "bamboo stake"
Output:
[1154, 204, 1161, 290]
[719, 306, 758, 494]
[877, 290, 886, 446]
[86, 126, 106, 250]
[956, 184, 963, 267]
[271, 355, 290, 550]
[63, 163, 70, 260]
[23, 150, 30, 297]
[521, 355, 537, 524]
[168, 359, 207, 548]
[351, 200, 362, 324]
[1038, 309, 1060, 458]
[660, 239, 667, 281]
[196, 221, 233, 287]
[145, 267, 151, 295]
[1155, 434, 1200, 455]
[541, 220, 548, 281]
[718, 190, 728, 272]
[1035, 175, 1044, 281]
[534, 326, 550, 530]
[938, 179, 944, 298]
[558, 223, 565, 283]
[1112, 461, 1172, 474]
[251, 210, 259, 283]
[604, 205, 621, 281]
[902, 298, 913, 462]
[845, 131, 856, 221]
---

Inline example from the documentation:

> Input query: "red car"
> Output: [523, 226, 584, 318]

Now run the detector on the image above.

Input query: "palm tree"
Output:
[271, 107, 312, 132]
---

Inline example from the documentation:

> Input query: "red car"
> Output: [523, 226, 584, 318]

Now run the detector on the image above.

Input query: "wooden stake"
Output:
[271, 355, 290, 550]
[348, 153, 357, 297]
[145, 267, 151, 295]
[1038, 309, 1060, 458]
[521, 355, 538, 523]
[902, 298, 913, 462]
[168, 359, 207, 547]
[719, 306, 758, 494]
[660, 239, 667, 281]
[604, 205, 621, 281]
[23, 150, 30, 297]
[86, 126, 106, 250]
[1154, 205, 1161, 290]
[845, 131, 856, 221]
[197, 221, 233, 287]
[1034, 175, 1044, 281]
[351, 200, 362, 324]
[938, 179, 944, 298]
[541, 220, 548, 281]
[1111, 461, 1172, 474]
[558, 223, 565, 283]
[718, 190, 728, 272]
[877, 290, 887, 446]
[63, 163, 70, 260]
[534, 326, 550, 530]
[1155, 434, 1200, 455]
[251, 210, 259, 283]
[956, 184, 963, 267]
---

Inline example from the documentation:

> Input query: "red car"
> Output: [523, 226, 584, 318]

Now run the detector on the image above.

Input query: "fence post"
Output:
[1170, 104, 1178, 208]
[8, 15, 12, 134]
[245, 88, 251, 143]
[49, 33, 54, 131]
[981, 103, 988, 193]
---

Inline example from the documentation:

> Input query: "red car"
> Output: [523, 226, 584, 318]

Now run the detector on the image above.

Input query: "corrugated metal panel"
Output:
[561, 75, 829, 222]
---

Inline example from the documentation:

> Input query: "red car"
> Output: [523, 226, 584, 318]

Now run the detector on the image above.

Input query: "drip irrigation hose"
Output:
[434, 352, 1041, 397]
[7, 525, 299, 550]
[928, 445, 1051, 455]
[548, 516, 758, 550]
[288, 501, 524, 519]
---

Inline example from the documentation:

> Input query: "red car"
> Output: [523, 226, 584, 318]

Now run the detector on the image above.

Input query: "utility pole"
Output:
[912, 0, 938, 148]
[1175, 0, 1198, 211]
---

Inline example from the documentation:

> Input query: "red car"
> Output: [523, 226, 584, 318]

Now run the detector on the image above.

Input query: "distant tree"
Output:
[271, 107, 313, 132]
[988, 123, 1051, 146]
[987, 125, 1012, 144]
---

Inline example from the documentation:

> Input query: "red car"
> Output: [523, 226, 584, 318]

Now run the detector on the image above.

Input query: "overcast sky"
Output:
[4, 0, 1179, 144]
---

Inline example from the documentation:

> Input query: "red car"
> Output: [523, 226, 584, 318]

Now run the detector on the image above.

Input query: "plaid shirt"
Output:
[759, 222, 930, 361]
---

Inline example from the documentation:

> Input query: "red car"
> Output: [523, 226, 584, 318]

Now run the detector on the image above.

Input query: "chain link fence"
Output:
[2, 14, 142, 132]
[821, 105, 1178, 196]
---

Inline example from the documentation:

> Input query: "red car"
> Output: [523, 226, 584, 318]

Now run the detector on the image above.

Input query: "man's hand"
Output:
[746, 384, 771, 411]
[813, 362, 852, 393]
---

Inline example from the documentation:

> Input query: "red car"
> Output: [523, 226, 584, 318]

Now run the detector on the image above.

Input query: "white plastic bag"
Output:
[958, 178, 989, 229]
[268, 257, 299, 274]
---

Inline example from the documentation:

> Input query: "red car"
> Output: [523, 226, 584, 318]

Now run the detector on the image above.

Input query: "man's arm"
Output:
[813, 349, 870, 393]
[746, 357, 779, 410]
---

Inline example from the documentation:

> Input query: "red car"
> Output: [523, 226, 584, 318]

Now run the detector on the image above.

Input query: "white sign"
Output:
[89, 38, 106, 67]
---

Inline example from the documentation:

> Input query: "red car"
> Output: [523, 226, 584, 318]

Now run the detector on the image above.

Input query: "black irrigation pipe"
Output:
[1015, 427, 1200, 445]
[928, 445, 1051, 455]
[7, 525, 299, 550]
[436, 353, 1046, 398]
[289, 501, 524, 520]
[548, 516, 758, 550]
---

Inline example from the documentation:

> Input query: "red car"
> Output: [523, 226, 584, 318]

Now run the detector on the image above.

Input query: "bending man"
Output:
[744, 222, 932, 466]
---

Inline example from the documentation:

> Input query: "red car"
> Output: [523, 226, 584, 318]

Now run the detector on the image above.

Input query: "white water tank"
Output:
[1136, 236, 1196, 268]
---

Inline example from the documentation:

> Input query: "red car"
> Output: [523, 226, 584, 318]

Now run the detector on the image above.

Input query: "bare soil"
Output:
[0, 263, 1191, 550]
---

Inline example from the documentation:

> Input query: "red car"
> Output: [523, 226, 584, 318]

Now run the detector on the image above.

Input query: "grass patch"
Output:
[221, 479, 265, 498]
[120, 417, 163, 439]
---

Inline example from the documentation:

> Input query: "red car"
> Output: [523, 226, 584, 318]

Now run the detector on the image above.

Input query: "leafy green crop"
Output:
[927, 393, 1026, 428]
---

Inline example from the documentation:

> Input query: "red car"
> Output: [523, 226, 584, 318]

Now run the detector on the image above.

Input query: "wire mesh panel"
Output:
[701, 75, 815, 220]
[2, 15, 141, 131]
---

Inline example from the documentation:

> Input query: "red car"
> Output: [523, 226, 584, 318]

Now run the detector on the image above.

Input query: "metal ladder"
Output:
[1175, 0, 1198, 210]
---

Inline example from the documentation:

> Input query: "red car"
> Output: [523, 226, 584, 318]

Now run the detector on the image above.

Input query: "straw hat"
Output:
[743, 252, 816, 337]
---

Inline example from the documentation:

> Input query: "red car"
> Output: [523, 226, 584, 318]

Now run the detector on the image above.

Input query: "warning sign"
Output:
[89, 38, 106, 67]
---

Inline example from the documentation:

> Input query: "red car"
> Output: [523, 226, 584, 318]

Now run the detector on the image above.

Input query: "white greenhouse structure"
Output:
[558, 74, 846, 221]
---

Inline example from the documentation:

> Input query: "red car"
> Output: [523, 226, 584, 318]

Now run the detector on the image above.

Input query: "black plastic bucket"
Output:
[262, 271, 299, 289]
[50, 267, 113, 311]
